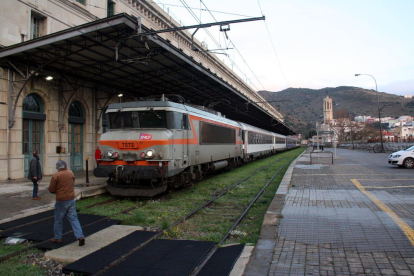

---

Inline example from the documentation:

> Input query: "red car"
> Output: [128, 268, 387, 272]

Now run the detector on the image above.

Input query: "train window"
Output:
[166, 112, 182, 129]
[109, 111, 134, 129]
[183, 114, 190, 130]
[139, 111, 167, 128]
[166, 111, 190, 130]
[200, 122, 235, 144]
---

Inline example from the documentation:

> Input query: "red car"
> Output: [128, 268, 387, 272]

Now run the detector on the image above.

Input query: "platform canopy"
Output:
[0, 13, 295, 135]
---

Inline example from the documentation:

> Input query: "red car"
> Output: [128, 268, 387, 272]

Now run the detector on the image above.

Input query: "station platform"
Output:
[0, 170, 106, 222]
[244, 147, 414, 276]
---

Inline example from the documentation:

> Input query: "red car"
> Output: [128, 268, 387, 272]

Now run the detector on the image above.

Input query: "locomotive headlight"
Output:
[146, 150, 154, 158]
[107, 150, 119, 158]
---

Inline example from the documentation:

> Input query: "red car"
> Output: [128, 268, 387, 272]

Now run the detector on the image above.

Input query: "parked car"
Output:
[388, 145, 414, 168]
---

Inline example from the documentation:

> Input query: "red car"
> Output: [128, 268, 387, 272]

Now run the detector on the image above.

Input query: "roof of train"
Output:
[107, 100, 241, 127]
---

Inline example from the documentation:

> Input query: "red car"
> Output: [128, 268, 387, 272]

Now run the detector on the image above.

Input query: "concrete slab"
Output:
[75, 184, 107, 200]
[229, 245, 254, 276]
[44, 225, 144, 263]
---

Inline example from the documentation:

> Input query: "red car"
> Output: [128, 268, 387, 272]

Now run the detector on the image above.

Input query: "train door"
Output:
[171, 112, 188, 168]
[22, 94, 45, 176]
[68, 102, 84, 171]
[183, 114, 189, 165]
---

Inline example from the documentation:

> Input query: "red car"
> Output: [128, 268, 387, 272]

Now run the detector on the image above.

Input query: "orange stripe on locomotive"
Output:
[99, 114, 243, 151]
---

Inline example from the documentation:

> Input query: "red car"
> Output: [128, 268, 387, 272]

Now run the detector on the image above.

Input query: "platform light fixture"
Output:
[355, 73, 384, 152]
[45, 76, 53, 81]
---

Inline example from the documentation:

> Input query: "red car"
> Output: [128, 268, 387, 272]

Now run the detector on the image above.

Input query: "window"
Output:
[108, 111, 167, 129]
[69, 102, 83, 118]
[32, 17, 40, 38]
[107, 0, 115, 17]
[22, 94, 44, 155]
[248, 132, 273, 144]
[68, 101, 85, 124]
[76, 0, 86, 5]
[23, 94, 42, 113]
[200, 122, 235, 144]
[139, 111, 166, 128]
[30, 11, 46, 39]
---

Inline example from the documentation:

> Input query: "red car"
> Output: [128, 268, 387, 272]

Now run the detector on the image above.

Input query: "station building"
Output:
[0, 0, 292, 180]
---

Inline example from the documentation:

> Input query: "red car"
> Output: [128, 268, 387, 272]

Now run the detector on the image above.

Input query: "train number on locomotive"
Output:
[119, 142, 138, 149]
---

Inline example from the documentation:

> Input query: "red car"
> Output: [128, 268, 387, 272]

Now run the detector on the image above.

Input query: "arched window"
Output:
[68, 101, 85, 124]
[23, 94, 43, 113]
[69, 101, 83, 118]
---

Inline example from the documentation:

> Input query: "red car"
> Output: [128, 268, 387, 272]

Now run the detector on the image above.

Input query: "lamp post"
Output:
[355, 74, 384, 152]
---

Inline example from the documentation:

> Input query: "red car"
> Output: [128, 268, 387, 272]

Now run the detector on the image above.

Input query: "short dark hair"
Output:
[32, 150, 39, 156]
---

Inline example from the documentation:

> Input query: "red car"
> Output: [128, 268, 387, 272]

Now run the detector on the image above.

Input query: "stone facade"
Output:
[0, 0, 283, 180]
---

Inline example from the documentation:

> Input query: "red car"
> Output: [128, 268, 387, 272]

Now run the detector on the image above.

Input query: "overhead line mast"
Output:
[135, 16, 265, 36]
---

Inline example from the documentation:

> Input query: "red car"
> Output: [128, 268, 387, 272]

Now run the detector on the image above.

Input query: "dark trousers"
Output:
[32, 179, 39, 198]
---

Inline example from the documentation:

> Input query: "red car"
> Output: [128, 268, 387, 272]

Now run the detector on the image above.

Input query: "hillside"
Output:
[258, 86, 414, 137]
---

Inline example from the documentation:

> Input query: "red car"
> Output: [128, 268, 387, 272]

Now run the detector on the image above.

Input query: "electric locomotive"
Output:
[94, 96, 245, 196]
[94, 95, 297, 197]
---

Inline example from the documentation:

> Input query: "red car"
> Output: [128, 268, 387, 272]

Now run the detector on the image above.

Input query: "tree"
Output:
[357, 123, 378, 142]
[308, 130, 317, 139]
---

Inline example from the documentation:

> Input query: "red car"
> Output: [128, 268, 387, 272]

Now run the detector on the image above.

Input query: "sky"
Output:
[153, 0, 414, 96]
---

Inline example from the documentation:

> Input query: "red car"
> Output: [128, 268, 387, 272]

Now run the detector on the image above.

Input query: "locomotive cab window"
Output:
[108, 111, 166, 129]
[109, 111, 135, 129]
[139, 111, 166, 128]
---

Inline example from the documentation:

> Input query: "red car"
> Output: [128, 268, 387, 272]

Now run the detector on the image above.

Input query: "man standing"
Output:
[48, 160, 85, 246]
[27, 151, 42, 200]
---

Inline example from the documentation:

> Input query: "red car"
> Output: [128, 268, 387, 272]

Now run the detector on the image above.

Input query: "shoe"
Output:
[32, 196, 41, 200]
[51, 238, 62, 243]
[78, 237, 85, 246]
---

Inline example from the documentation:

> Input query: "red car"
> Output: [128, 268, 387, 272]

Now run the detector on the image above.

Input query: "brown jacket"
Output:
[48, 169, 76, 201]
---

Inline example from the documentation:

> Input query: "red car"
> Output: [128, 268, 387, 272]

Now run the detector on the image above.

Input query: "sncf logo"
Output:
[139, 133, 153, 140]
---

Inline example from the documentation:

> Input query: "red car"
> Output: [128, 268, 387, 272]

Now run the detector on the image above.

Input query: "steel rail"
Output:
[190, 157, 294, 275]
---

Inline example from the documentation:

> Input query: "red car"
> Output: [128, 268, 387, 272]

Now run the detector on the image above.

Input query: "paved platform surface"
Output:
[245, 147, 414, 276]
[0, 171, 107, 222]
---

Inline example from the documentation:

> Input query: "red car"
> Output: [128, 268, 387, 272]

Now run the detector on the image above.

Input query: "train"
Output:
[94, 95, 299, 196]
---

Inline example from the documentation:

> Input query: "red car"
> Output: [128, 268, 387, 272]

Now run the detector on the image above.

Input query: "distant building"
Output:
[398, 116, 413, 122]
[323, 95, 333, 123]
[355, 115, 371, 123]
[393, 126, 414, 138]
[388, 119, 398, 128]
[404, 95, 413, 99]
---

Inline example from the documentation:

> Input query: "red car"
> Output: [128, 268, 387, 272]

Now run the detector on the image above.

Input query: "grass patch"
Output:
[0, 241, 48, 276]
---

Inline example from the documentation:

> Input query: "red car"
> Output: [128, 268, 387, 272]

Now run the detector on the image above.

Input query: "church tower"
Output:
[323, 95, 333, 123]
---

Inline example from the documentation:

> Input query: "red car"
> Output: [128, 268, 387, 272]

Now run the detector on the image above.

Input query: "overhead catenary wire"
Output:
[177, 0, 264, 91]
[152, 1, 254, 18]
[257, 0, 288, 89]
[199, 0, 267, 90]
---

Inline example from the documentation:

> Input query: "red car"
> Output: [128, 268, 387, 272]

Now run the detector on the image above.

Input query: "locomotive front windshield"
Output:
[108, 111, 167, 129]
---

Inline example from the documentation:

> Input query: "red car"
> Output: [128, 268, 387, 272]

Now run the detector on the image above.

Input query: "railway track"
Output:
[0, 149, 302, 275]
[90, 155, 295, 275]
